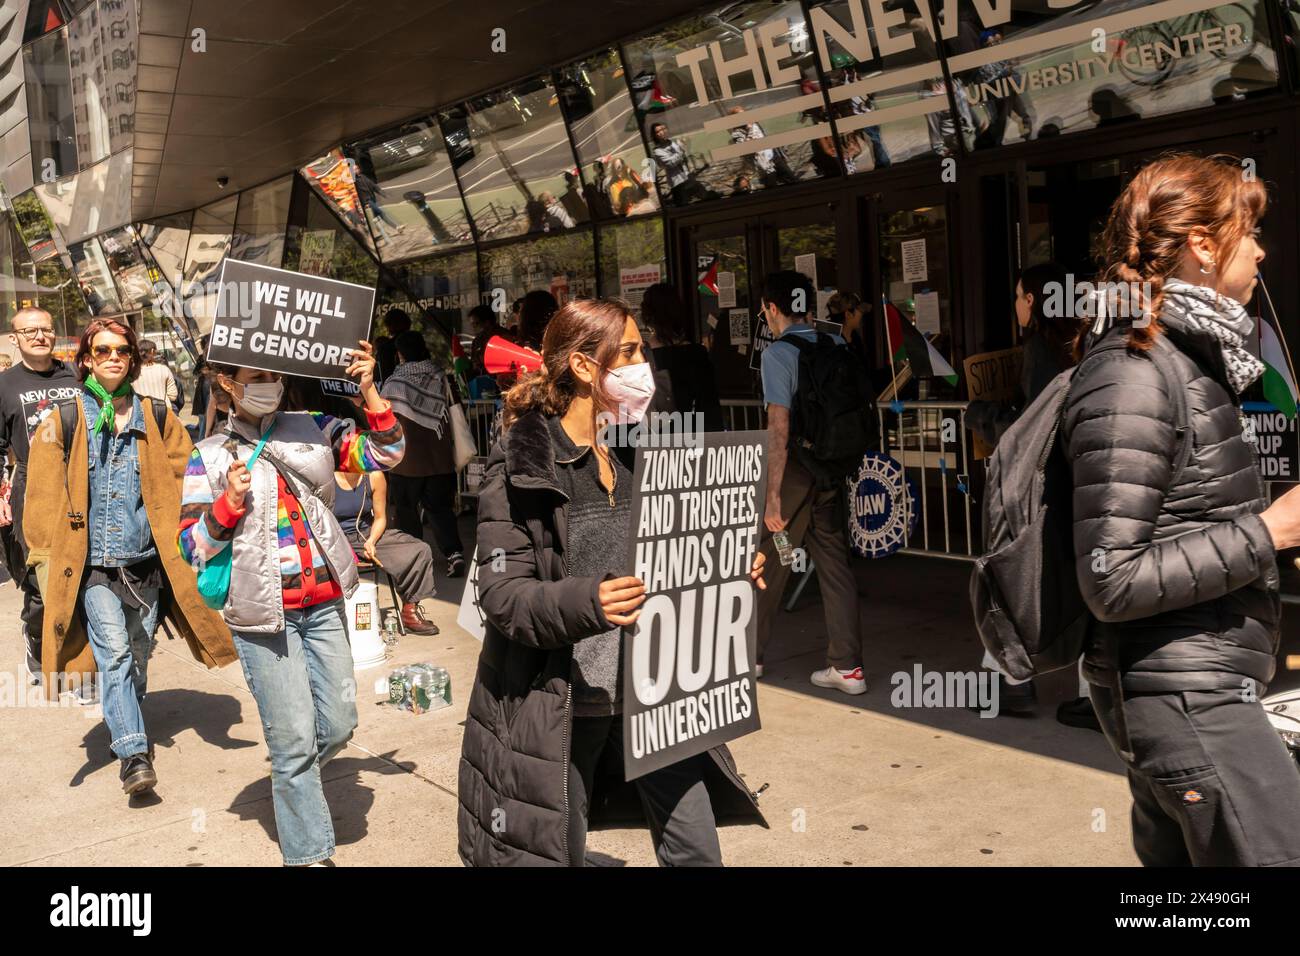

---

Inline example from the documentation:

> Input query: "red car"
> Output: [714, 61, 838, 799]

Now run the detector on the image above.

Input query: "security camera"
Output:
[216, 176, 229, 189]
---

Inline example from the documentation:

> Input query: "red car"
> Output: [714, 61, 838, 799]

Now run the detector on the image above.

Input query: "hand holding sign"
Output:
[345, 339, 383, 410]
[599, 575, 647, 626]
[225, 460, 252, 510]
[749, 550, 767, 590]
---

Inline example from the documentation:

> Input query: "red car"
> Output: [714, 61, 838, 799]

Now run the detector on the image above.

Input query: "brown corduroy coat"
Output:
[24, 394, 236, 699]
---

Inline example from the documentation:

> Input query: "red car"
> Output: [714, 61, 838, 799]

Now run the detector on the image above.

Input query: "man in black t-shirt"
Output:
[0, 308, 81, 682]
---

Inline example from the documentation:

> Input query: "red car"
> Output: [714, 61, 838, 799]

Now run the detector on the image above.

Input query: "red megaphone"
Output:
[484, 336, 542, 374]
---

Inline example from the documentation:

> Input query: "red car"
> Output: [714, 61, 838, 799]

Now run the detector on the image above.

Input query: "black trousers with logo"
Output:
[1090, 683, 1300, 866]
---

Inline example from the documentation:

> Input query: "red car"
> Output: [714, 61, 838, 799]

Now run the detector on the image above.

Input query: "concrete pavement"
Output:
[1, 526, 1155, 867]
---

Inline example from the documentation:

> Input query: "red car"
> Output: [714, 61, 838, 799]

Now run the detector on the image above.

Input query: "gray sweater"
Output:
[554, 421, 633, 717]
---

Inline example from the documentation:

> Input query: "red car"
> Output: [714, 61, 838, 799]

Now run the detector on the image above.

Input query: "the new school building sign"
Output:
[206, 260, 375, 379]
[622, 431, 768, 780]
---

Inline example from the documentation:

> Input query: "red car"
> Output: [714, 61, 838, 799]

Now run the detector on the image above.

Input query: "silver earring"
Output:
[1200, 261, 1216, 275]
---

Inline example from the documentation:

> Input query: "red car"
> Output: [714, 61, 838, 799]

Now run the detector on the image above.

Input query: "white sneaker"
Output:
[755, 663, 764, 679]
[811, 666, 866, 696]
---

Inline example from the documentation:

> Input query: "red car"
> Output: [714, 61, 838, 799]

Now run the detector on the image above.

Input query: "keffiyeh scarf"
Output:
[1161, 278, 1264, 395]
[379, 359, 450, 437]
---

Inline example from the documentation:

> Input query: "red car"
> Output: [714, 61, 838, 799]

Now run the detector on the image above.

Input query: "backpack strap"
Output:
[1146, 335, 1193, 486]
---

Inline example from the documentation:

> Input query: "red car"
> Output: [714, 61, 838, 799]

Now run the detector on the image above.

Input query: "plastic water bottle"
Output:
[383, 611, 400, 646]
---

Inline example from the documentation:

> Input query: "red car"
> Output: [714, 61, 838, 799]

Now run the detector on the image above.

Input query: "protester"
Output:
[727, 107, 798, 187]
[457, 298, 767, 866]
[190, 334, 211, 441]
[381, 330, 466, 577]
[640, 283, 723, 431]
[0, 307, 80, 684]
[376, 307, 413, 381]
[650, 123, 718, 204]
[755, 271, 866, 693]
[179, 339, 404, 866]
[133, 340, 180, 411]
[973, 28, 1035, 146]
[25, 318, 234, 796]
[516, 289, 559, 352]
[964, 262, 1078, 717]
[1066, 154, 1300, 865]
[333, 462, 439, 635]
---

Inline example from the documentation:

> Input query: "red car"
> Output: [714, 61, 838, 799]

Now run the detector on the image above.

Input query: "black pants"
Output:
[567, 715, 722, 867]
[2, 464, 42, 674]
[387, 473, 464, 559]
[1091, 683, 1300, 866]
[345, 528, 435, 604]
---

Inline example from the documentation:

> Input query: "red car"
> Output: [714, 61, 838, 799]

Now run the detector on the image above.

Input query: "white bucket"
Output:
[345, 580, 386, 671]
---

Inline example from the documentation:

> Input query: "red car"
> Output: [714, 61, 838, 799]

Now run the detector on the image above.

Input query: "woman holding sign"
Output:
[178, 340, 405, 867]
[457, 299, 767, 867]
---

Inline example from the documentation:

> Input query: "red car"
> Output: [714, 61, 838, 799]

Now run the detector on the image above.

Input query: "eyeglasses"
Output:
[12, 327, 54, 341]
[92, 345, 132, 360]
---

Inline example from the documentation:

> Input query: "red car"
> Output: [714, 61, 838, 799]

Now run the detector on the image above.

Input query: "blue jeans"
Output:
[232, 600, 357, 866]
[82, 583, 160, 760]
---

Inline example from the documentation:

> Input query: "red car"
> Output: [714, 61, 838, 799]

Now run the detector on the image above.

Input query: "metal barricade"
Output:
[457, 398, 500, 505]
[721, 399, 766, 432]
[875, 401, 977, 561]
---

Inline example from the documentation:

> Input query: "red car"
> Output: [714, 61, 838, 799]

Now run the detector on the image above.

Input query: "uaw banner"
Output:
[622, 431, 767, 780]
[206, 260, 375, 379]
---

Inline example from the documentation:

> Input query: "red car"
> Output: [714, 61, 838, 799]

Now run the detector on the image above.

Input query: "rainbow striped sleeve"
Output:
[178, 447, 244, 566]
[312, 407, 405, 474]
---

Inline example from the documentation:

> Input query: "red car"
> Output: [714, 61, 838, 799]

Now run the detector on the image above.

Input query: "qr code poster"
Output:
[728, 308, 751, 346]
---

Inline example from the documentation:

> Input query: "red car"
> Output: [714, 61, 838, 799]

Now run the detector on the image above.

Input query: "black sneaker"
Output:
[120, 754, 157, 796]
[968, 675, 1036, 716]
[1056, 696, 1102, 732]
[447, 553, 466, 578]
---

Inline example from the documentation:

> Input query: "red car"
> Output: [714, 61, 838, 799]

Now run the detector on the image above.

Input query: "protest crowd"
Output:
[2, 153, 1300, 869]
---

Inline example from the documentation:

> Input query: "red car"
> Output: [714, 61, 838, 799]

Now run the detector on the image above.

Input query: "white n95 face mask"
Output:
[238, 380, 284, 417]
[602, 361, 656, 424]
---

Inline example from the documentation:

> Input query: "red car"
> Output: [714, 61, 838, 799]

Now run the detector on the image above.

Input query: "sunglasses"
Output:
[92, 345, 132, 360]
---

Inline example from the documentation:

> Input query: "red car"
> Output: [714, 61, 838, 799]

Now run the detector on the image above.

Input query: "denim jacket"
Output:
[82, 391, 157, 566]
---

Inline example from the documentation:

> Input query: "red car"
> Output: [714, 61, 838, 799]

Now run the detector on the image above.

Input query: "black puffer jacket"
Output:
[457, 410, 765, 866]
[1064, 314, 1281, 693]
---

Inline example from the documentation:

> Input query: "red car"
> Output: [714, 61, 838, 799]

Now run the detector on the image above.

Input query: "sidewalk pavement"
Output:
[1, 520, 1161, 867]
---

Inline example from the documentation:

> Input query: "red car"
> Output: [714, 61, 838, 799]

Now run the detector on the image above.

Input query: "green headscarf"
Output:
[84, 374, 133, 435]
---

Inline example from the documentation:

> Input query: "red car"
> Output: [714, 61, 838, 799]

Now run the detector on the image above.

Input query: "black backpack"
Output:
[781, 331, 879, 488]
[970, 332, 1191, 680]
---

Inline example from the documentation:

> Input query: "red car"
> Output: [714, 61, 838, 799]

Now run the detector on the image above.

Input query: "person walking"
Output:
[25, 317, 234, 796]
[1066, 154, 1300, 866]
[0, 307, 81, 684]
[380, 330, 467, 577]
[178, 340, 404, 866]
[133, 340, 179, 410]
[754, 271, 866, 694]
[457, 298, 767, 867]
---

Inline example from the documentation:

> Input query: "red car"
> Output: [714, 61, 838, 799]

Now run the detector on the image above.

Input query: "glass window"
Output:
[68, 235, 123, 315]
[300, 148, 378, 257]
[181, 196, 237, 334]
[23, 28, 78, 182]
[11, 189, 64, 262]
[23, 1, 70, 43]
[230, 176, 292, 267]
[597, 217, 666, 309]
[443, 76, 588, 242]
[33, 147, 133, 243]
[960, 0, 1278, 151]
[100, 224, 153, 309]
[137, 212, 193, 288]
[378, 249, 480, 366]
[556, 50, 660, 219]
[481, 231, 596, 313]
[624, 1, 828, 206]
[284, 180, 380, 288]
[66, 0, 134, 167]
[811, 0, 954, 169]
[347, 119, 471, 262]
[880, 205, 955, 395]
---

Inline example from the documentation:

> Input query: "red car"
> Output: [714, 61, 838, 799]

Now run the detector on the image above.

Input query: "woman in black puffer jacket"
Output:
[1065, 154, 1300, 867]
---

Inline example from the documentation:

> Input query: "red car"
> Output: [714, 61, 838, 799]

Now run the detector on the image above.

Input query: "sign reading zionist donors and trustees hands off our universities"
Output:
[621, 430, 768, 780]
[205, 260, 376, 379]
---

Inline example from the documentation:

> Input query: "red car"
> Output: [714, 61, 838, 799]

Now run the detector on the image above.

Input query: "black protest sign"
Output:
[750, 317, 775, 371]
[206, 260, 375, 380]
[1243, 402, 1300, 482]
[622, 430, 768, 780]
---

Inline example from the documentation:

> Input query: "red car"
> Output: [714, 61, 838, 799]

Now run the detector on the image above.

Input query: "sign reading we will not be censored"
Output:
[206, 260, 376, 380]
[622, 430, 768, 780]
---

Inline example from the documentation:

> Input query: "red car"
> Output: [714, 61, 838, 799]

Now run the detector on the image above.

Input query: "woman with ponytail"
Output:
[458, 298, 768, 866]
[1065, 154, 1300, 866]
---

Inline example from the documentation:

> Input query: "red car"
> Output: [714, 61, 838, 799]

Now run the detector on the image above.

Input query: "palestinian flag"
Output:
[1258, 277, 1298, 417]
[645, 78, 674, 111]
[885, 300, 958, 386]
[698, 256, 719, 296]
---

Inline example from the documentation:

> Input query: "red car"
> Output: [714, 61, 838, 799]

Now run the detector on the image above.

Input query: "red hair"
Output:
[1087, 153, 1267, 355]
[75, 318, 142, 383]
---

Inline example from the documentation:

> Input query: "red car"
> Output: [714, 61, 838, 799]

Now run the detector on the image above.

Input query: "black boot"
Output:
[120, 753, 157, 796]
[1056, 696, 1102, 732]
[969, 675, 1036, 716]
